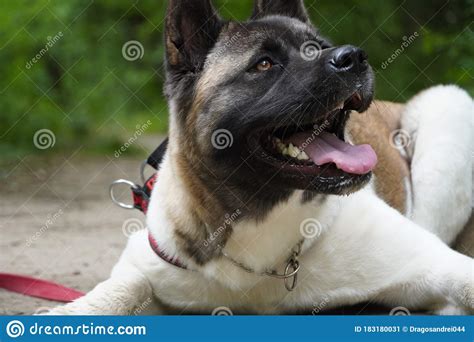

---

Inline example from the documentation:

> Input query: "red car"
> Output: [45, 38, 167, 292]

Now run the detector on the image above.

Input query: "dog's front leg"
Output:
[44, 266, 156, 315]
[310, 189, 473, 313]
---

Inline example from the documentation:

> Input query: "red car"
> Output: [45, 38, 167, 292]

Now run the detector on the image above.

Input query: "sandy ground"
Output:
[0, 150, 151, 315]
[1, 142, 473, 315]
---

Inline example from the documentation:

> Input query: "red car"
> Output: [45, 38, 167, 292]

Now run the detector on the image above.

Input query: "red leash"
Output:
[0, 273, 84, 303]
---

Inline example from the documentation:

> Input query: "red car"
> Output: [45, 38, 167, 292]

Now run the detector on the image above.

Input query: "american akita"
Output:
[47, 0, 473, 315]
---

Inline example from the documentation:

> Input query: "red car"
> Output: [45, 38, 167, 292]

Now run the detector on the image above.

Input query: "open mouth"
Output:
[247, 91, 377, 193]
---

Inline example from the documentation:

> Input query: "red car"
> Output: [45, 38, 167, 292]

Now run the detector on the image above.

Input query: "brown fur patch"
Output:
[185, 89, 207, 137]
[166, 35, 180, 67]
[170, 134, 234, 264]
[347, 101, 410, 214]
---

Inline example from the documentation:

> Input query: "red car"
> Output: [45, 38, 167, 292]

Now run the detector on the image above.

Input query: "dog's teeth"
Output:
[297, 151, 309, 160]
[287, 143, 301, 158]
[273, 138, 309, 160]
[288, 143, 298, 158]
[273, 138, 285, 153]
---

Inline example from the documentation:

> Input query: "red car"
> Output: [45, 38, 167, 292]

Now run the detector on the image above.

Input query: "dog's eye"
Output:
[255, 58, 273, 72]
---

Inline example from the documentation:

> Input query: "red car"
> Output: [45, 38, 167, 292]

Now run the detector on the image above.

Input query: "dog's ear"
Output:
[165, 0, 223, 72]
[251, 0, 310, 23]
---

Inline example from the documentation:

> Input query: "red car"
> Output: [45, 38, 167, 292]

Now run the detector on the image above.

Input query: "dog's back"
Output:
[348, 101, 410, 214]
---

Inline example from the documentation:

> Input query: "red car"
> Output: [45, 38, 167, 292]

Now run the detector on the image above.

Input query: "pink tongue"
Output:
[286, 131, 378, 175]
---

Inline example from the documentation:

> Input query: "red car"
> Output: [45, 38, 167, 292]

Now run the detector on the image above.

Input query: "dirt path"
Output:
[0, 148, 156, 315]
[1, 142, 473, 315]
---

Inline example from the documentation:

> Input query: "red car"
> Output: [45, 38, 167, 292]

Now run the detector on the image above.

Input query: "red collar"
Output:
[129, 175, 187, 269]
[127, 174, 187, 269]
[148, 234, 187, 269]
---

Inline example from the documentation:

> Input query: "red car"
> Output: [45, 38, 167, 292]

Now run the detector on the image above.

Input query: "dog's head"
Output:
[164, 0, 376, 218]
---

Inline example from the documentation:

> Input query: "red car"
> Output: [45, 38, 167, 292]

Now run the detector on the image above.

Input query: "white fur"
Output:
[46, 86, 474, 315]
[401, 85, 473, 244]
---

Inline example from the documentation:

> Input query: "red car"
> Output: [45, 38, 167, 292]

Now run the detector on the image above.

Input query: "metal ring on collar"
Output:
[265, 261, 300, 279]
[109, 179, 140, 210]
[283, 260, 299, 291]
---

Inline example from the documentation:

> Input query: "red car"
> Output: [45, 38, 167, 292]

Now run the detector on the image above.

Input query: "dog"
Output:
[46, 0, 474, 315]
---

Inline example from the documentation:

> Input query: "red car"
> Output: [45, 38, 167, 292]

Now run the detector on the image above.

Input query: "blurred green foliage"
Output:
[1, 0, 472, 159]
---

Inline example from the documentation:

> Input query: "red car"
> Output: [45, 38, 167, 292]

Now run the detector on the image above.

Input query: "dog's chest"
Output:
[142, 160, 383, 312]
[141, 192, 352, 312]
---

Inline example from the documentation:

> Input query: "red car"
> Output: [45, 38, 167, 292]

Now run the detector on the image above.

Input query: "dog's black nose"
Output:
[329, 45, 368, 73]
